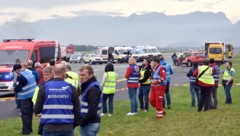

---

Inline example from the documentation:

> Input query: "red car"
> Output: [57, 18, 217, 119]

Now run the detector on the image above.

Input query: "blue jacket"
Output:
[160, 60, 174, 82]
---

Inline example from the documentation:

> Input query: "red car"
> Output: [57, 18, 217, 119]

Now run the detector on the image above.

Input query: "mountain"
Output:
[0, 11, 239, 47]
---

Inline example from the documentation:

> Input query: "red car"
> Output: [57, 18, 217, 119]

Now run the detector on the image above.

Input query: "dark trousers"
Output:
[163, 82, 171, 107]
[102, 94, 114, 114]
[14, 92, 21, 109]
[138, 85, 150, 110]
[21, 98, 33, 134]
[198, 86, 212, 112]
[210, 85, 218, 108]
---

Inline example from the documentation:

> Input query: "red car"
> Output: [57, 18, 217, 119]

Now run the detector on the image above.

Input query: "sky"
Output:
[0, 0, 239, 25]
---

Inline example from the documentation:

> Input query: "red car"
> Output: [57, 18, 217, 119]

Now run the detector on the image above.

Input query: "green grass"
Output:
[1, 56, 240, 136]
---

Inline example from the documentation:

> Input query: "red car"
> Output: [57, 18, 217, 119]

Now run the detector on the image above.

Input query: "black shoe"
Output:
[197, 109, 202, 112]
[167, 105, 171, 109]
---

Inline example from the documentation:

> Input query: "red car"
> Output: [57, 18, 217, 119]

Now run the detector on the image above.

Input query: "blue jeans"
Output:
[128, 87, 138, 113]
[42, 125, 73, 136]
[223, 83, 232, 104]
[102, 94, 114, 114]
[80, 123, 100, 136]
[163, 82, 171, 107]
[190, 85, 200, 107]
[138, 85, 150, 110]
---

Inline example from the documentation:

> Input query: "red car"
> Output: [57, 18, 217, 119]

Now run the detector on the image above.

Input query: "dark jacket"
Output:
[80, 76, 102, 126]
[14, 74, 27, 93]
[28, 67, 40, 83]
[139, 64, 152, 86]
[34, 78, 80, 132]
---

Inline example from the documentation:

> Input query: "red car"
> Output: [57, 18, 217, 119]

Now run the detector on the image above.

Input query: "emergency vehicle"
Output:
[0, 39, 61, 91]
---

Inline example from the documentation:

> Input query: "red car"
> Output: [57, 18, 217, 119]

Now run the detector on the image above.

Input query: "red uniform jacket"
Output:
[151, 64, 166, 85]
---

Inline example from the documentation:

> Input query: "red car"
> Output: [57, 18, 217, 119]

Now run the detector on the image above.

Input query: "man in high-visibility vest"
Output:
[138, 58, 152, 112]
[66, 64, 80, 95]
[149, 57, 167, 119]
[193, 60, 215, 112]
[222, 61, 235, 104]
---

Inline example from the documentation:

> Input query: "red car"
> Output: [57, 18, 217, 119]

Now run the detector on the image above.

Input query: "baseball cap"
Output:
[12, 64, 22, 72]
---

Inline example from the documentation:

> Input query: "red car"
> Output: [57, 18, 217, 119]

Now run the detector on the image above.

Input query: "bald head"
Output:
[53, 64, 66, 78]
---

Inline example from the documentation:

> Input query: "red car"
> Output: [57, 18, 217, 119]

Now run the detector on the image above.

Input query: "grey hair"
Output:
[34, 62, 42, 68]
[27, 60, 33, 66]
[43, 66, 53, 73]
[60, 61, 68, 66]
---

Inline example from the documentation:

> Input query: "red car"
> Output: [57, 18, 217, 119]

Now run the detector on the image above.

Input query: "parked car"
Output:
[83, 54, 106, 64]
[176, 52, 191, 66]
[182, 52, 206, 67]
[69, 54, 83, 63]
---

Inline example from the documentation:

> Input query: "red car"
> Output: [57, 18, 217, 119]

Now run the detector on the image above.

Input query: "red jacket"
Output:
[125, 65, 141, 88]
[36, 67, 44, 85]
[151, 64, 166, 85]
[193, 65, 215, 87]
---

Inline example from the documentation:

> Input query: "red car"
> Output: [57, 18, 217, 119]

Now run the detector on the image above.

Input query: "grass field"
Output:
[1, 56, 240, 136]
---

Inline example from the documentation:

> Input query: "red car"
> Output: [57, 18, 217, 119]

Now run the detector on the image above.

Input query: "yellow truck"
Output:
[205, 42, 234, 64]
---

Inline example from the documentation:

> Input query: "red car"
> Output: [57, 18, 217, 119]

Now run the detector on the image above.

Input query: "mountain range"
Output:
[0, 11, 239, 47]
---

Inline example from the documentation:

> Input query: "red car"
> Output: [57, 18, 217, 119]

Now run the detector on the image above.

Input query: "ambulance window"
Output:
[31, 50, 37, 62]
[39, 47, 55, 63]
[115, 50, 119, 55]
[102, 50, 107, 55]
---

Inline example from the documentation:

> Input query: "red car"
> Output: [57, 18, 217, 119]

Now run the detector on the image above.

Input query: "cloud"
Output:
[72, 10, 123, 16]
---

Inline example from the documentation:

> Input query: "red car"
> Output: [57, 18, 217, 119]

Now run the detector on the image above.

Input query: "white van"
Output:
[98, 47, 116, 62]
[114, 46, 132, 63]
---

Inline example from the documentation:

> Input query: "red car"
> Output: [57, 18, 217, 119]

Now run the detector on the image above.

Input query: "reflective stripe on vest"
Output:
[18, 69, 37, 99]
[80, 81, 102, 119]
[222, 68, 235, 81]
[213, 65, 220, 83]
[198, 65, 214, 85]
[140, 68, 151, 84]
[153, 66, 167, 86]
[103, 72, 117, 94]
[127, 65, 140, 84]
[40, 80, 74, 124]
[189, 68, 197, 84]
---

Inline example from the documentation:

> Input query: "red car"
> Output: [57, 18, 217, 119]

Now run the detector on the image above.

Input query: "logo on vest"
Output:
[49, 86, 70, 92]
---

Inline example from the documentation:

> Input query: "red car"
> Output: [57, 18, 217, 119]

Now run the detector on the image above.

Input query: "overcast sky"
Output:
[0, 0, 239, 25]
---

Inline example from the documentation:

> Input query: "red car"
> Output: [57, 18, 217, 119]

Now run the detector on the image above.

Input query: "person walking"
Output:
[186, 62, 200, 107]
[34, 64, 80, 136]
[14, 63, 37, 135]
[160, 55, 174, 109]
[193, 60, 215, 112]
[171, 52, 177, 67]
[34, 62, 44, 85]
[79, 65, 102, 136]
[222, 61, 235, 104]
[125, 57, 140, 116]
[209, 59, 220, 109]
[138, 58, 152, 112]
[149, 57, 167, 119]
[101, 63, 118, 117]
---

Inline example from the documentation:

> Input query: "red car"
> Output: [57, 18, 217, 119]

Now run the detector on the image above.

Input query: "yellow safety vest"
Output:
[65, 78, 78, 89]
[103, 72, 117, 94]
[198, 65, 214, 85]
[32, 86, 39, 105]
[222, 68, 235, 81]
[140, 68, 151, 84]
[67, 71, 79, 88]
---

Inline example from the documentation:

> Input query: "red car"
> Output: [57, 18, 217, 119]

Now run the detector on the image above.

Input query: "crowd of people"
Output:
[10, 53, 235, 135]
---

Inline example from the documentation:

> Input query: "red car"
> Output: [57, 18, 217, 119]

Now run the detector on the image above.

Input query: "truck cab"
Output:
[0, 39, 61, 91]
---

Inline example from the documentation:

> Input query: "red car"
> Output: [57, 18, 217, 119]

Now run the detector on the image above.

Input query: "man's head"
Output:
[142, 58, 151, 67]
[53, 64, 66, 79]
[43, 66, 53, 81]
[49, 59, 55, 66]
[79, 65, 94, 84]
[159, 55, 164, 61]
[65, 64, 72, 71]
[13, 64, 22, 74]
[209, 58, 215, 64]
[204, 59, 209, 65]
[27, 60, 33, 67]
[34, 62, 42, 68]
[226, 61, 232, 68]
[153, 57, 160, 67]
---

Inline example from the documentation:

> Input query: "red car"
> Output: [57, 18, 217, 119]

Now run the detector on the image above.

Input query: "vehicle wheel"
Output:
[187, 61, 192, 67]
[89, 60, 92, 65]
[99, 62, 102, 64]
[84, 60, 86, 64]
[118, 59, 122, 63]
